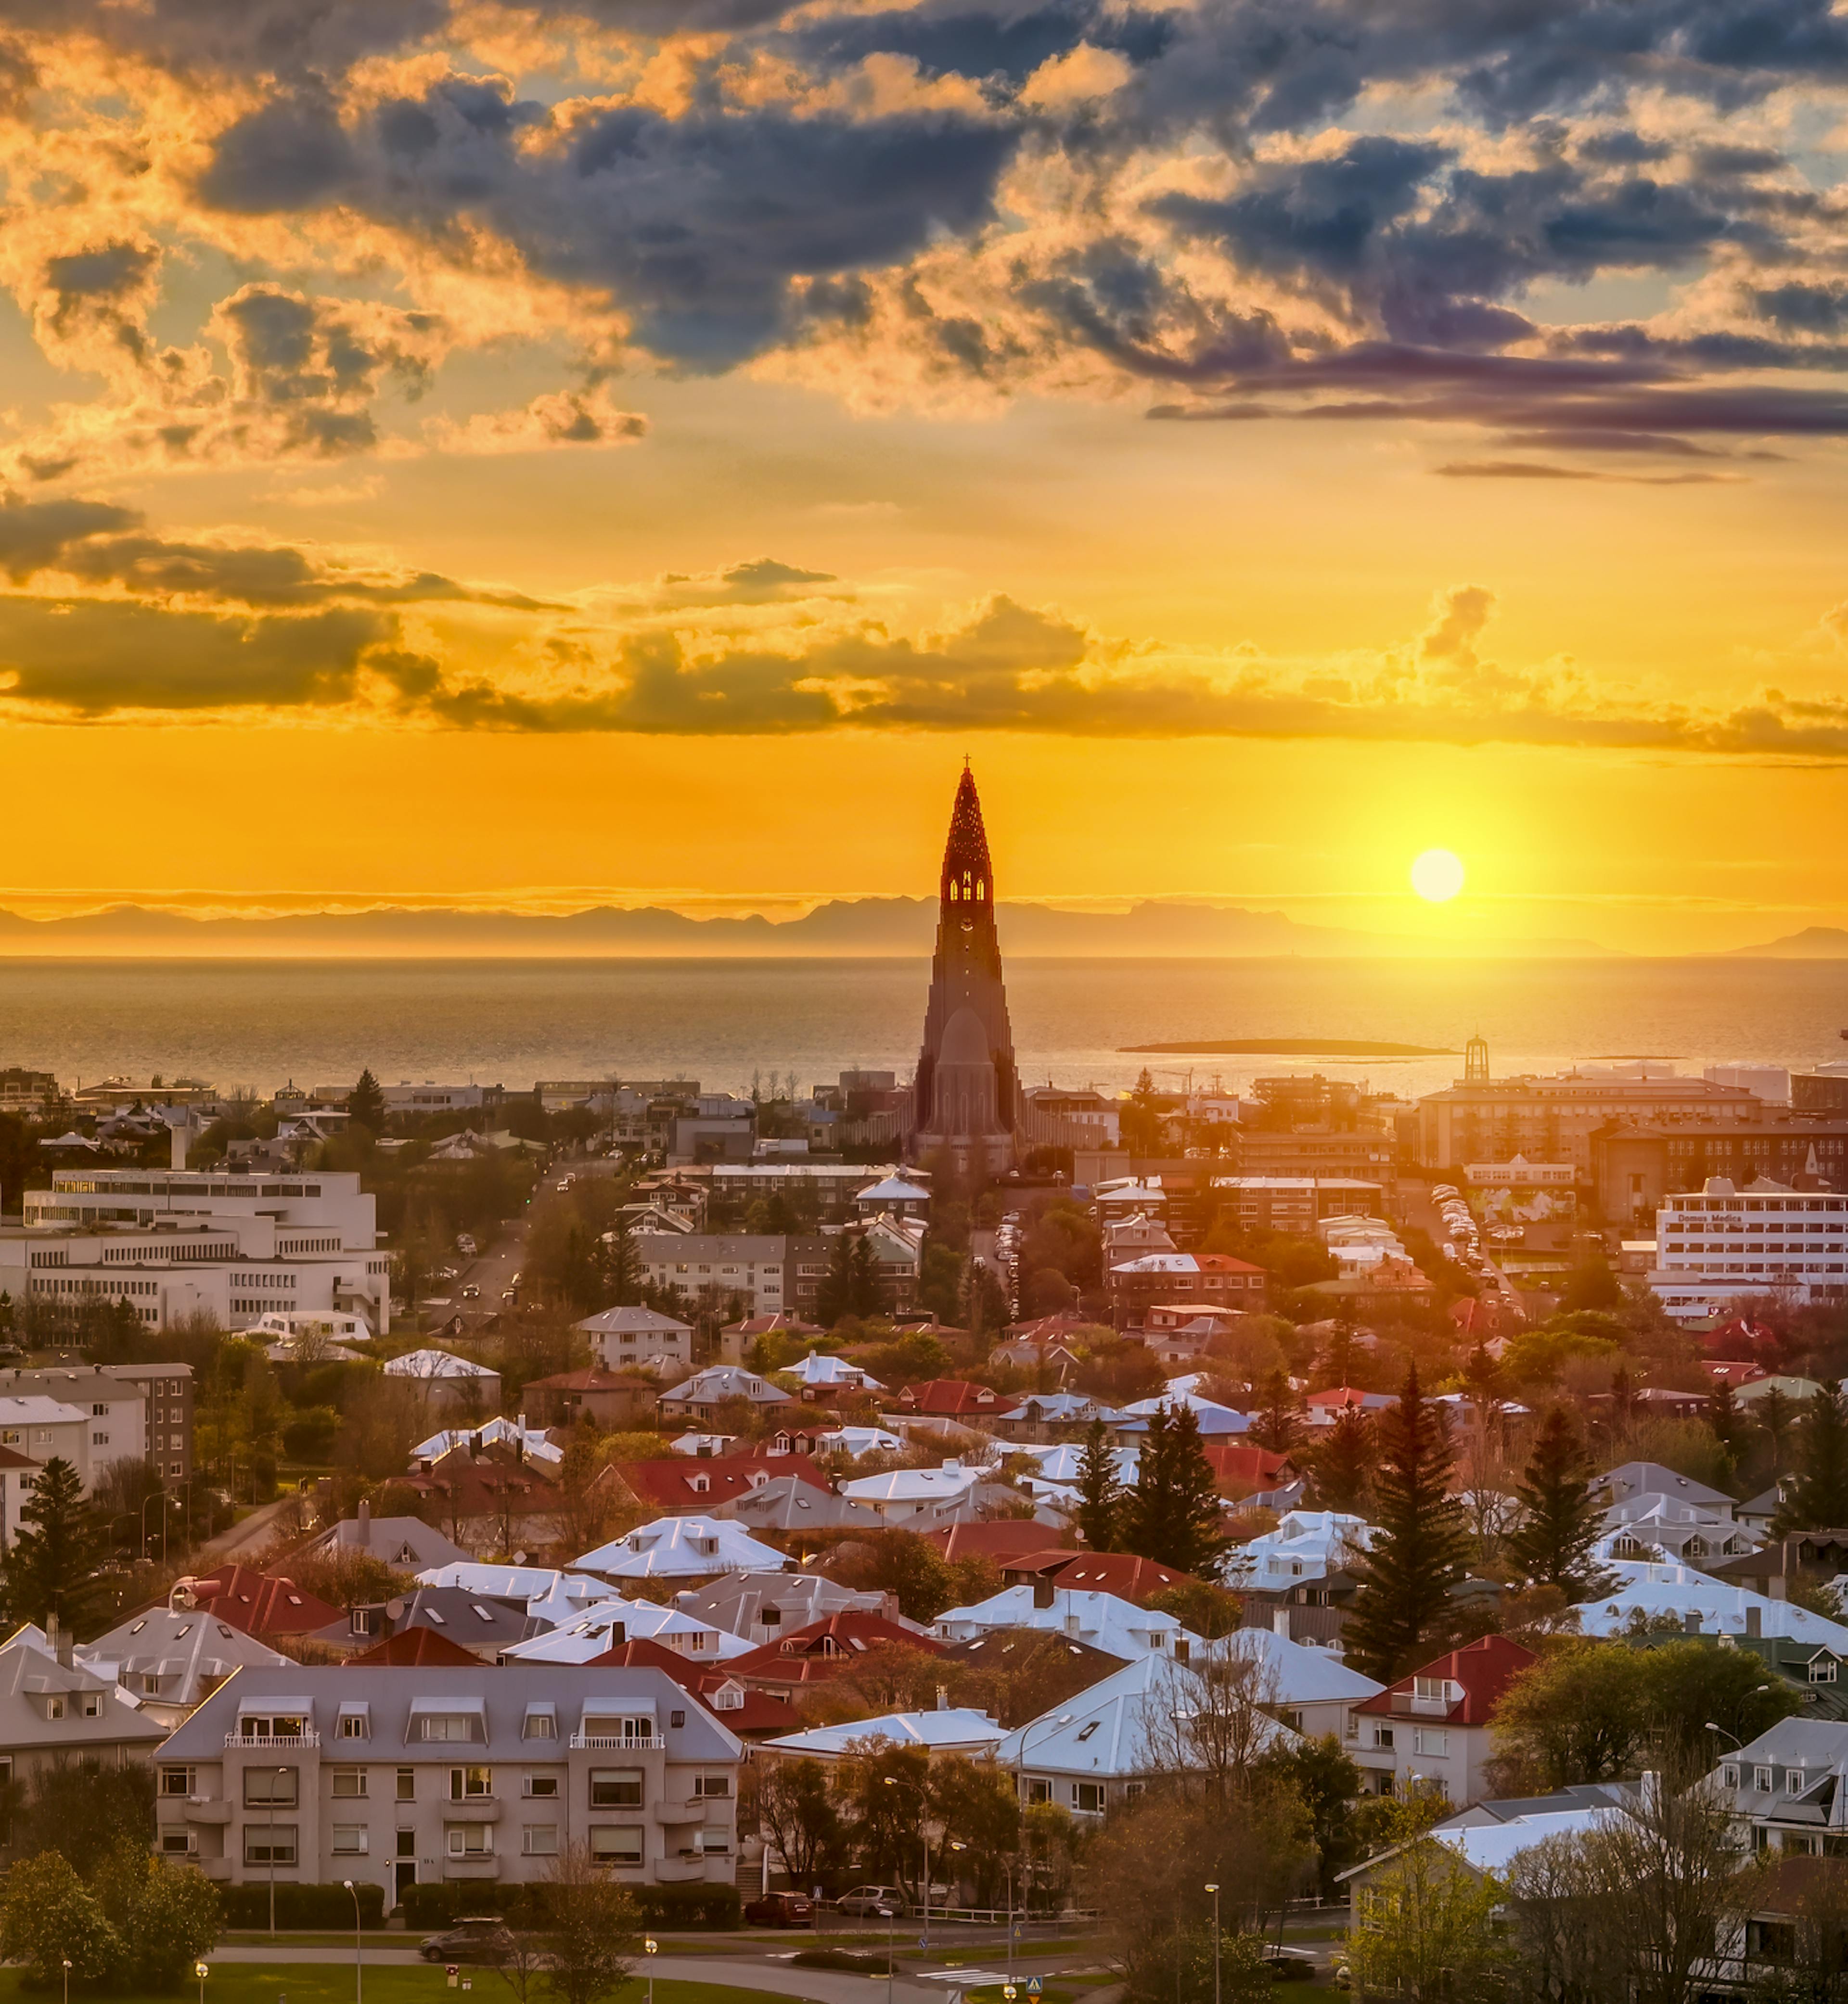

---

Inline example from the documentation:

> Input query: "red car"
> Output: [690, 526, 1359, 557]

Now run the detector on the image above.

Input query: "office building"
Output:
[1649, 1178, 1848, 1317]
[1417, 1069, 1762, 1175]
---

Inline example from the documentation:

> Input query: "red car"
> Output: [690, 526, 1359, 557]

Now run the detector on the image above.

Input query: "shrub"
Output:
[94, 1846, 221, 1991]
[791, 1950, 891, 1973]
[218, 1882, 387, 1930]
[400, 1881, 739, 1934]
[0, 1851, 121, 1989]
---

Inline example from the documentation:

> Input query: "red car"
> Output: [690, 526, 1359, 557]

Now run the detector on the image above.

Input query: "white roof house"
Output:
[813, 1425, 907, 1458]
[1015, 1441, 1140, 1488]
[574, 1514, 790, 1579]
[933, 1585, 1199, 1659]
[660, 1367, 793, 1415]
[410, 1417, 562, 1468]
[1117, 1391, 1251, 1436]
[998, 1650, 1303, 1818]
[415, 1563, 611, 1627]
[784, 1353, 886, 1392]
[1591, 1462, 1736, 1520]
[1224, 1511, 1376, 1593]
[499, 1596, 751, 1662]
[760, 1707, 1006, 1762]
[1594, 1498, 1759, 1568]
[77, 1607, 290, 1728]
[841, 1461, 983, 1523]
[1340, 1805, 1623, 1892]
[383, 1350, 502, 1414]
[1572, 1560, 1848, 1650]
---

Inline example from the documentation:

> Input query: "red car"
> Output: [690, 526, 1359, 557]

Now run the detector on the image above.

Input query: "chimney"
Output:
[1683, 1610, 1701, 1634]
[935, 1684, 949, 1711]
[1745, 1605, 1762, 1638]
[1273, 1609, 1293, 1639]
[357, 1496, 371, 1541]
[50, 1615, 72, 1670]
[1768, 1539, 1792, 1603]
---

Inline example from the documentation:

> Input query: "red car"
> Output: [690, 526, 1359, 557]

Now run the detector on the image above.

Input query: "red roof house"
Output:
[1351, 1634, 1537, 1805]
[996, 1551, 1198, 1606]
[725, 1611, 942, 1687]
[892, 1379, 1021, 1418]
[1203, 1443, 1301, 1494]
[602, 1451, 833, 1515]
[585, 1635, 800, 1739]
[921, 1519, 1068, 1566]
[179, 1564, 341, 1639]
[345, 1626, 482, 1668]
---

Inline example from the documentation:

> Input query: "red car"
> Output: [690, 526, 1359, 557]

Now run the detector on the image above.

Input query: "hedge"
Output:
[220, 1882, 389, 1930]
[402, 1881, 740, 1933]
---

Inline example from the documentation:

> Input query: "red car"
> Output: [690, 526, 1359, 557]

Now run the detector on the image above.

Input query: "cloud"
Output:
[429, 384, 647, 454]
[1433, 458, 1741, 483]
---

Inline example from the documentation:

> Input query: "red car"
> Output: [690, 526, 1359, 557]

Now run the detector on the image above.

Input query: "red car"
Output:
[745, 1892, 814, 1928]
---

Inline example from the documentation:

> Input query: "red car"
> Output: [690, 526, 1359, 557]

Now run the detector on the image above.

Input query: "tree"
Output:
[1074, 1417, 1126, 1552]
[92, 1844, 220, 1991]
[1342, 1365, 1469, 1681]
[1489, 1643, 1654, 1792]
[1564, 1251, 1623, 1313]
[5, 1456, 104, 1634]
[1642, 1640, 1798, 1773]
[1343, 1836, 1510, 2004]
[928, 1754, 1021, 1907]
[1758, 1386, 1800, 1476]
[816, 1236, 855, 1327]
[346, 1068, 387, 1134]
[0, 1851, 120, 1989]
[1123, 1405, 1231, 1577]
[1120, 1069, 1168, 1159]
[537, 1843, 639, 2004]
[1506, 1404, 1613, 1600]
[1773, 1385, 1848, 1534]
[757, 1757, 844, 1888]
[1250, 1368, 1302, 1453]
[848, 1234, 882, 1319]
[1263, 1734, 1364, 1900]
[1309, 1408, 1374, 1514]
[1708, 1378, 1746, 1474]
[13, 1760, 155, 1879]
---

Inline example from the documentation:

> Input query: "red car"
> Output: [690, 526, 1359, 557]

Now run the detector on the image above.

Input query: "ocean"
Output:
[0, 956, 1845, 1102]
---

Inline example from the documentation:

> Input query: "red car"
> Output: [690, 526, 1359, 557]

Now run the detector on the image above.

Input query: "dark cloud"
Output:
[1432, 458, 1738, 483]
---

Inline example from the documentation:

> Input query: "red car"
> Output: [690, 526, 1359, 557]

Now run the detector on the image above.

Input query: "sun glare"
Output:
[1410, 848, 1466, 902]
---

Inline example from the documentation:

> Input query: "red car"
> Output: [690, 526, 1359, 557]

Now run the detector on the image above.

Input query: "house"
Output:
[840, 1461, 984, 1524]
[1303, 1387, 1396, 1428]
[1573, 1559, 1848, 1652]
[1706, 1532, 1848, 1599]
[501, 1597, 746, 1665]
[782, 1351, 885, 1395]
[853, 1175, 932, 1221]
[931, 1584, 1201, 1659]
[998, 1551, 1197, 1608]
[890, 1380, 1021, 1420]
[520, 1370, 660, 1431]
[311, 1587, 540, 1663]
[1596, 1495, 1759, 1568]
[174, 1565, 344, 1641]
[396, 1443, 564, 1554]
[758, 1706, 1006, 1764]
[300, 1505, 471, 1574]
[382, 1350, 502, 1417]
[717, 1314, 825, 1367]
[575, 1516, 791, 1580]
[1115, 1392, 1250, 1442]
[1224, 1511, 1376, 1598]
[1591, 1461, 1737, 1521]
[809, 1424, 906, 1458]
[345, 1627, 483, 1668]
[573, 1307, 694, 1375]
[923, 1519, 1072, 1568]
[1624, 1628, 1848, 1721]
[658, 1367, 793, 1421]
[1108, 1253, 1267, 1327]
[77, 1608, 289, 1729]
[996, 1647, 1303, 1820]
[711, 1476, 884, 1538]
[1349, 1635, 1538, 1804]
[670, 1572, 910, 1647]
[410, 1417, 562, 1470]
[1701, 1718, 1848, 1854]
[0, 1625, 167, 1794]
[0, 1442, 39, 1549]
[1203, 1443, 1301, 1497]
[724, 1611, 940, 1688]
[600, 1451, 831, 1518]
[1337, 1802, 1625, 1923]
[988, 1393, 1125, 1442]
[583, 1637, 800, 1742]
[150, 1664, 744, 1899]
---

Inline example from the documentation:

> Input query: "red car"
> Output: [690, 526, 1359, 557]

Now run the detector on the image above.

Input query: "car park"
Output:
[744, 1891, 814, 1928]
[420, 1919, 515, 1964]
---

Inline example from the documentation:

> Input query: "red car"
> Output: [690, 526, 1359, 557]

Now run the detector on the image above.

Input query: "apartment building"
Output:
[0, 1363, 193, 1482]
[1209, 1175, 1386, 1232]
[152, 1665, 744, 1902]
[5, 1167, 390, 1334]
[1594, 1121, 1848, 1225]
[691, 1163, 904, 1219]
[0, 1390, 141, 1492]
[1649, 1178, 1848, 1317]
[632, 1234, 828, 1318]
[1233, 1132, 1399, 1182]
[1417, 1071, 1762, 1175]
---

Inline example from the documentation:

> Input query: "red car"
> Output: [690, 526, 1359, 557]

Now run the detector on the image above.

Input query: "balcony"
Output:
[184, 1798, 233, 1824]
[227, 1731, 320, 1749]
[443, 1859, 501, 1881]
[444, 1797, 504, 1821]
[651, 1801, 702, 1825]
[654, 1858, 709, 1883]
[1387, 1693, 1457, 1718]
[571, 1734, 665, 1751]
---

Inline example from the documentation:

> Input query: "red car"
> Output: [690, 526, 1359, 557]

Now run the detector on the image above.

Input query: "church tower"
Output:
[909, 766, 1018, 1174]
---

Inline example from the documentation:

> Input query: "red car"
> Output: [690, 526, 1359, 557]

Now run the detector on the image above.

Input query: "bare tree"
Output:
[1137, 1636, 1284, 1797]
[536, 1843, 639, 2004]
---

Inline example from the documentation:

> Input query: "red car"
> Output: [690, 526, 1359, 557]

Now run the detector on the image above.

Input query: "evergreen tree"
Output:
[1707, 1377, 1744, 1464]
[346, 1068, 386, 1133]
[1757, 1386, 1799, 1475]
[1342, 1365, 1468, 1681]
[5, 1457, 103, 1633]
[1123, 1406, 1230, 1577]
[1251, 1368, 1302, 1453]
[1309, 1408, 1374, 1514]
[1074, 1418, 1125, 1552]
[601, 1213, 641, 1307]
[816, 1237, 854, 1327]
[848, 1235, 882, 1318]
[1505, 1404, 1612, 1599]
[1772, 1385, 1848, 1533]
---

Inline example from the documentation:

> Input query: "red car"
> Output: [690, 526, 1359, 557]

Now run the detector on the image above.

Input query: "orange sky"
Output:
[0, 4, 1846, 954]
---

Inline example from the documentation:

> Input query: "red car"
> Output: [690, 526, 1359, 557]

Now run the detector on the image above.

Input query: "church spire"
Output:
[940, 764, 993, 906]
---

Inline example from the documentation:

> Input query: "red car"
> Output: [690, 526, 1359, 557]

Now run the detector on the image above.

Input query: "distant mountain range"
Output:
[1726, 926, 1848, 957]
[0, 897, 1617, 958]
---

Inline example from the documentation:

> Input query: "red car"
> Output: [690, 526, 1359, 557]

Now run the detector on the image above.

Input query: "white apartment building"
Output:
[0, 1391, 141, 1493]
[1650, 1177, 1848, 1318]
[381, 1083, 491, 1112]
[632, 1235, 808, 1316]
[151, 1665, 744, 1904]
[5, 1168, 390, 1335]
[0, 1363, 194, 1482]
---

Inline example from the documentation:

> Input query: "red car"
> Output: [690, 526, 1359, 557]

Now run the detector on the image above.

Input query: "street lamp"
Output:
[645, 1937, 658, 2004]
[1205, 1885, 1221, 2004]
[62, 1957, 71, 2004]
[1706, 1721, 1744, 1751]
[343, 1880, 361, 2004]
[194, 1961, 208, 2004]
[267, 1766, 290, 1935]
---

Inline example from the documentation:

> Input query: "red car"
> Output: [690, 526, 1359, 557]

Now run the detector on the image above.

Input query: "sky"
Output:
[4, 1, 1848, 952]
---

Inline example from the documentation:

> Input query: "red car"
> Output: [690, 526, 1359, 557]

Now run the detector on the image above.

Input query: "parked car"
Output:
[744, 1891, 814, 1928]
[420, 1919, 515, 1964]
[835, 1886, 908, 1918]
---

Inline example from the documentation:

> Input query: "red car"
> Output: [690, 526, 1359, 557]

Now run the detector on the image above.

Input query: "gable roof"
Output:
[1354, 1633, 1537, 1725]
[1000, 1552, 1199, 1606]
[574, 1515, 791, 1578]
[79, 1606, 289, 1705]
[179, 1564, 342, 1637]
[0, 1635, 167, 1750]
[346, 1626, 483, 1667]
[922, 1519, 1070, 1564]
[581, 1636, 798, 1736]
[610, 1452, 831, 1512]
[725, 1611, 940, 1685]
[759, 1705, 1005, 1759]
[894, 1379, 1021, 1416]
[712, 1477, 884, 1535]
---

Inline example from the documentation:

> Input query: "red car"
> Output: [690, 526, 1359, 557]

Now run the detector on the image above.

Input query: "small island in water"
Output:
[1119, 1037, 1458, 1057]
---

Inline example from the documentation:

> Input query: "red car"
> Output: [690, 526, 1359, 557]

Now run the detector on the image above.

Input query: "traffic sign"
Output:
[1027, 1978, 1043, 1994]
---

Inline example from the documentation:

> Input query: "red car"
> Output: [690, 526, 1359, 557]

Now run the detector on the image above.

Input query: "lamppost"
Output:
[1706, 1721, 1744, 1752]
[342, 1880, 361, 2004]
[140, 1488, 165, 1562]
[645, 1938, 658, 2004]
[1205, 1883, 1221, 2004]
[62, 1957, 71, 2004]
[194, 1961, 208, 2004]
[267, 1766, 290, 1935]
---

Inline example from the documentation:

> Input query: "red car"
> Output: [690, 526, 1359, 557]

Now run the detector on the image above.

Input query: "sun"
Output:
[1410, 848, 1466, 902]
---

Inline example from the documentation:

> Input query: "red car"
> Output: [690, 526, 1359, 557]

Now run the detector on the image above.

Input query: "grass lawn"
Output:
[0, 1971, 784, 2004]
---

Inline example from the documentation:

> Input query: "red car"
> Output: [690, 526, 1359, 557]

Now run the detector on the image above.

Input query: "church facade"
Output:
[908, 766, 1019, 1175]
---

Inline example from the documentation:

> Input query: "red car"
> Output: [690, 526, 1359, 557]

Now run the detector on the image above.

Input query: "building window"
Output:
[589, 1827, 643, 1868]
[446, 1826, 492, 1858]
[1413, 1729, 1449, 1757]
[1722, 1764, 1741, 1788]
[332, 1825, 368, 1855]
[590, 1770, 643, 1809]
[160, 1831, 193, 1858]
[338, 1713, 369, 1739]
[523, 1710, 556, 1740]
[1374, 1727, 1395, 1750]
[244, 1769, 298, 1808]
[1811, 1658, 1839, 1684]
[1071, 1783, 1105, 1814]
[159, 1767, 195, 1798]
[1755, 1766, 1774, 1792]
[397, 1769, 415, 1801]
[332, 1769, 368, 1798]
[244, 1828, 298, 1867]
[420, 1715, 478, 1742]
[523, 1825, 559, 1857]
[449, 1768, 492, 1800]
[1026, 1779, 1052, 1806]
[693, 1775, 731, 1800]
[524, 1775, 560, 1799]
